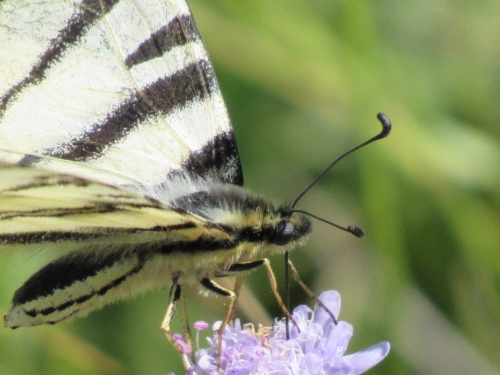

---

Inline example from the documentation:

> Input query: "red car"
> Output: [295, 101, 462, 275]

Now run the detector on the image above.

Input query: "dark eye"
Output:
[272, 221, 295, 246]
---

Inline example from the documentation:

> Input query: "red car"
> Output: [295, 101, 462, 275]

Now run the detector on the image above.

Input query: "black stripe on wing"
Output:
[0, 0, 120, 114]
[44, 62, 214, 161]
[125, 14, 200, 68]
[168, 131, 244, 186]
[0, 223, 196, 246]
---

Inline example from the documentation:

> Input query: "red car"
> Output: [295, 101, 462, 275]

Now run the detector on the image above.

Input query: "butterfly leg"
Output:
[161, 282, 193, 368]
[228, 276, 244, 323]
[179, 292, 194, 361]
[199, 277, 234, 371]
[287, 258, 338, 324]
[227, 258, 297, 327]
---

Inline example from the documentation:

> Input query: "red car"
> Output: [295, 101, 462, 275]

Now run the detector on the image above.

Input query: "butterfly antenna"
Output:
[291, 113, 392, 210]
[290, 209, 365, 238]
[285, 113, 391, 339]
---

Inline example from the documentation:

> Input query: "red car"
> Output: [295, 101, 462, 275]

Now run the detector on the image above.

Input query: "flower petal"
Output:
[314, 290, 341, 324]
[342, 341, 391, 374]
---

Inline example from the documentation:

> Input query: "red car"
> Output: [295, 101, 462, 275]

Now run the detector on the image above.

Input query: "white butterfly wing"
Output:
[0, 0, 243, 187]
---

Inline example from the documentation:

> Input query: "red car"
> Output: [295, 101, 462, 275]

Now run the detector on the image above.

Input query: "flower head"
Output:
[191, 290, 389, 375]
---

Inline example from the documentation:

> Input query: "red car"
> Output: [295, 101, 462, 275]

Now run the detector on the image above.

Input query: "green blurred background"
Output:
[1, 0, 500, 374]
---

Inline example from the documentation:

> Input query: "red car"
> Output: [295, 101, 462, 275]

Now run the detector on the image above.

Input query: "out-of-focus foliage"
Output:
[1, 1, 499, 374]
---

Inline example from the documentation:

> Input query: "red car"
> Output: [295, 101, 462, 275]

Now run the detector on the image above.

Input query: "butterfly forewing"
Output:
[0, 0, 242, 186]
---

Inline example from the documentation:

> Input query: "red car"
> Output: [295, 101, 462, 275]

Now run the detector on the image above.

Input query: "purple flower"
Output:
[190, 290, 390, 375]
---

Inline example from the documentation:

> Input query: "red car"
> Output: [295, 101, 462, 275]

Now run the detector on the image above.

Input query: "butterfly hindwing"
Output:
[0, 162, 237, 327]
[0, 162, 206, 252]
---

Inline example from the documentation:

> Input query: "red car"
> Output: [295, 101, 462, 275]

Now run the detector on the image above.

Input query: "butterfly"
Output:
[0, 0, 391, 358]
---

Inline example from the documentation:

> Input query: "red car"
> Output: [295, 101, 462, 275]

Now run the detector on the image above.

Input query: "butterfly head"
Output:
[268, 208, 312, 247]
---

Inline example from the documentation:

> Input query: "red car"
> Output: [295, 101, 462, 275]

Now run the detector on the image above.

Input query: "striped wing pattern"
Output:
[0, 0, 243, 187]
[0, 163, 201, 252]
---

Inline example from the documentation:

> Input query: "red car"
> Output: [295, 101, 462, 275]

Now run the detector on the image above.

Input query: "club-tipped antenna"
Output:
[291, 113, 392, 209]
[285, 113, 391, 339]
[291, 209, 365, 238]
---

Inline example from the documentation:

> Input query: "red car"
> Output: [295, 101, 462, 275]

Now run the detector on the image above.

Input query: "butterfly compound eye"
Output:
[272, 221, 295, 246]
